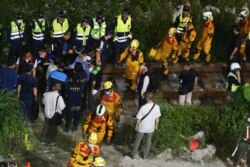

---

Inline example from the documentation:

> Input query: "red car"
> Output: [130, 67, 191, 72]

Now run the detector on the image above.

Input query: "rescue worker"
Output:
[92, 157, 106, 167]
[112, 8, 132, 64]
[233, 116, 250, 167]
[101, 81, 122, 144]
[174, 5, 192, 42]
[178, 22, 196, 61]
[69, 132, 100, 167]
[74, 16, 91, 52]
[83, 104, 113, 145]
[8, 13, 26, 61]
[52, 10, 69, 53]
[118, 39, 144, 91]
[238, 8, 250, 61]
[90, 11, 106, 50]
[30, 11, 47, 59]
[227, 62, 241, 92]
[193, 11, 214, 64]
[149, 27, 179, 76]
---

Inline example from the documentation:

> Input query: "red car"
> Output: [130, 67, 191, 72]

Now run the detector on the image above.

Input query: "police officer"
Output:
[51, 10, 69, 54]
[30, 11, 47, 59]
[74, 16, 91, 52]
[227, 62, 242, 92]
[174, 5, 192, 42]
[90, 11, 107, 51]
[8, 13, 26, 61]
[112, 8, 132, 64]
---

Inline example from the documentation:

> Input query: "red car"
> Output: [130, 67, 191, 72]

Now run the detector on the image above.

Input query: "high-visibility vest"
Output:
[52, 18, 69, 38]
[91, 18, 106, 40]
[115, 15, 131, 42]
[10, 21, 25, 40]
[227, 72, 240, 92]
[32, 19, 46, 40]
[177, 15, 192, 34]
[76, 23, 91, 46]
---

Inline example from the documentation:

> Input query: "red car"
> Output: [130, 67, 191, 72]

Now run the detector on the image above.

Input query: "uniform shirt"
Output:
[42, 91, 66, 119]
[17, 73, 37, 99]
[137, 102, 161, 133]
[0, 66, 18, 91]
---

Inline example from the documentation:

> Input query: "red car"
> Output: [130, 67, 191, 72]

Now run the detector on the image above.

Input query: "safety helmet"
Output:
[168, 27, 177, 36]
[96, 104, 106, 117]
[93, 157, 106, 167]
[15, 13, 23, 20]
[37, 11, 44, 19]
[88, 132, 98, 144]
[203, 11, 213, 20]
[240, 9, 249, 17]
[230, 62, 241, 71]
[189, 139, 201, 152]
[103, 81, 112, 90]
[130, 39, 139, 50]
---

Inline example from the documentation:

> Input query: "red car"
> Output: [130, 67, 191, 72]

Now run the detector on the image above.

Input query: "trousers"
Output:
[131, 132, 153, 158]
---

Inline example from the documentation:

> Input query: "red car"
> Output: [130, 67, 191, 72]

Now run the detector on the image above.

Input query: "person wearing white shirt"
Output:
[131, 92, 161, 159]
[41, 82, 66, 144]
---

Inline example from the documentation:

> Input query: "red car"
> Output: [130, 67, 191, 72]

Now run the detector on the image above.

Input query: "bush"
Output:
[0, 91, 29, 156]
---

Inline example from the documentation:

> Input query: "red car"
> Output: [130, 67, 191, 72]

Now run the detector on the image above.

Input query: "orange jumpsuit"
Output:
[240, 17, 250, 61]
[83, 112, 113, 144]
[178, 24, 196, 60]
[193, 19, 214, 63]
[69, 141, 100, 167]
[149, 35, 178, 75]
[101, 91, 122, 141]
[119, 47, 144, 91]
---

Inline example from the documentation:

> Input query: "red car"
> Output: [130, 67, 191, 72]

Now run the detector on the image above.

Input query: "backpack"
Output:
[147, 74, 160, 93]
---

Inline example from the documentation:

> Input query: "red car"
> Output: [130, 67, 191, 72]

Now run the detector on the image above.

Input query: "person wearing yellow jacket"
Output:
[101, 81, 122, 144]
[149, 27, 179, 76]
[178, 22, 196, 61]
[83, 104, 113, 145]
[238, 8, 250, 61]
[69, 132, 100, 167]
[118, 39, 144, 91]
[193, 11, 214, 64]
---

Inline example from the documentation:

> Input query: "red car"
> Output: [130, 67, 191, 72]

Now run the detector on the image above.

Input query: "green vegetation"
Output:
[117, 86, 250, 158]
[0, 0, 248, 62]
[0, 91, 29, 156]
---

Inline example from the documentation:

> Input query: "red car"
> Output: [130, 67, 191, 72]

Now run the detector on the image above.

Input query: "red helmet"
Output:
[189, 139, 201, 152]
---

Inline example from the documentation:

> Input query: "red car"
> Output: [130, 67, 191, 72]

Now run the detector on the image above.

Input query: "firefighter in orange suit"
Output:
[69, 132, 100, 167]
[193, 11, 214, 64]
[101, 81, 122, 144]
[149, 27, 179, 76]
[118, 39, 144, 91]
[178, 22, 196, 61]
[83, 104, 113, 145]
[238, 8, 250, 61]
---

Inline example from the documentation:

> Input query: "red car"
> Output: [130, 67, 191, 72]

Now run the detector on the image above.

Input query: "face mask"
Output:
[105, 91, 111, 95]
[89, 67, 94, 73]
[88, 143, 94, 148]
[38, 18, 44, 22]
[17, 19, 23, 24]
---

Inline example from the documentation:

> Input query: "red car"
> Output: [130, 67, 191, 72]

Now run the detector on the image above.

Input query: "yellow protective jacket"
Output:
[197, 19, 214, 46]
[240, 17, 250, 37]
[83, 112, 114, 144]
[101, 91, 122, 121]
[178, 25, 196, 56]
[119, 47, 144, 80]
[69, 141, 100, 167]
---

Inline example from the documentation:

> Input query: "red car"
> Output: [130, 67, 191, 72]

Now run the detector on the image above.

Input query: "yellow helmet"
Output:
[88, 132, 98, 144]
[130, 39, 139, 50]
[168, 27, 177, 36]
[103, 81, 112, 90]
[93, 157, 106, 167]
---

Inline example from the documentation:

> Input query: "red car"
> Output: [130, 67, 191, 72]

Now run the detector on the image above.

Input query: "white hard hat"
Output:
[203, 11, 213, 20]
[240, 10, 249, 17]
[230, 62, 241, 71]
[96, 104, 106, 117]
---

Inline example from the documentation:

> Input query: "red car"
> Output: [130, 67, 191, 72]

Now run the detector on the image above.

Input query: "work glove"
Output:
[92, 89, 98, 95]
[128, 34, 132, 39]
